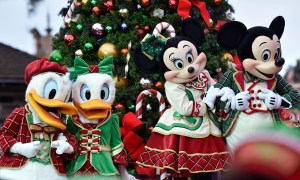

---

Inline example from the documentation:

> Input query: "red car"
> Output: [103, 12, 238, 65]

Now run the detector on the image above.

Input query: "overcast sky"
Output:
[0, 0, 299, 75]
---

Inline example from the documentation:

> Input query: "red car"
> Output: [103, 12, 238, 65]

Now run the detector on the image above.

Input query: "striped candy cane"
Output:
[135, 89, 166, 119]
[152, 22, 176, 38]
[135, 89, 167, 179]
[64, 0, 77, 23]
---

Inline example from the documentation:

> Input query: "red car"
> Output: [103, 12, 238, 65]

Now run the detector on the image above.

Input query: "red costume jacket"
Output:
[0, 106, 78, 175]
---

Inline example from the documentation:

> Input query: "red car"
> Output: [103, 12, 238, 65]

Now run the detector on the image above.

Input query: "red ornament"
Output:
[144, 25, 150, 32]
[92, 6, 101, 15]
[137, 28, 145, 39]
[154, 81, 163, 89]
[104, 0, 114, 11]
[64, 34, 74, 46]
[204, 28, 209, 34]
[121, 48, 129, 55]
[148, 126, 154, 132]
[135, 24, 140, 29]
[75, 2, 82, 7]
[214, 20, 226, 31]
[213, 0, 221, 6]
[168, 0, 178, 9]
[115, 103, 124, 109]
[141, 0, 151, 7]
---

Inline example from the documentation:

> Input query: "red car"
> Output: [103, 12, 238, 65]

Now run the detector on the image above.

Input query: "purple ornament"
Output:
[91, 23, 104, 36]
[121, 22, 128, 31]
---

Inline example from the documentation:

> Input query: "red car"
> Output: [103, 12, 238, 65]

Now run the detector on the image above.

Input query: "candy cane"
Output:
[64, 0, 77, 23]
[153, 22, 176, 38]
[135, 89, 166, 119]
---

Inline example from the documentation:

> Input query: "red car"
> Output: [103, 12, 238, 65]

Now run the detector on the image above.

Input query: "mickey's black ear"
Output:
[269, 16, 285, 39]
[217, 21, 247, 50]
[133, 45, 160, 74]
[181, 18, 205, 46]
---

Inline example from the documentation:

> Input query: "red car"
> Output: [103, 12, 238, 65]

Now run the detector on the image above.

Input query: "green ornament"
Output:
[91, 0, 97, 5]
[50, 50, 63, 62]
[142, 15, 148, 20]
[105, 25, 113, 33]
[128, 104, 135, 111]
[76, 24, 83, 31]
[84, 43, 94, 51]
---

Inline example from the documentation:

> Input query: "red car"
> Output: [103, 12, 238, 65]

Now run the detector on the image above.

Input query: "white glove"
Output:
[202, 86, 220, 110]
[257, 88, 282, 110]
[51, 133, 74, 154]
[231, 91, 251, 111]
[217, 87, 235, 112]
[9, 141, 41, 158]
[118, 164, 137, 180]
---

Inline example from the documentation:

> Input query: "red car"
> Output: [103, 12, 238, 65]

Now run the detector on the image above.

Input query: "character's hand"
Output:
[231, 91, 251, 111]
[10, 141, 41, 158]
[202, 86, 220, 110]
[217, 87, 235, 112]
[257, 88, 282, 110]
[51, 133, 74, 154]
[118, 164, 137, 180]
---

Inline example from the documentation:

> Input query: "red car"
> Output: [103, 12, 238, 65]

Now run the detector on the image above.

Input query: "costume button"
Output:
[43, 146, 48, 151]
[253, 104, 257, 108]
[258, 104, 262, 108]
[251, 97, 255, 100]
[250, 90, 254, 94]
[88, 139, 93, 144]
[258, 89, 262, 93]
[256, 97, 260, 100]
[40, 155, 45, 160]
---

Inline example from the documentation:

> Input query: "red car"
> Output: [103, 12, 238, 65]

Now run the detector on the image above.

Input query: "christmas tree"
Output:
[51, 0, 235, 176]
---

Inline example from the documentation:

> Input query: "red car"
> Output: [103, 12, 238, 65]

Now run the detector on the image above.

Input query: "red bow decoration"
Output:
[80, 129, 101, 136]
[177, 0, 211, 27]
[80, 137, 100, 145]
[120, 112, 155, 178]
[80, 146, 100, 154]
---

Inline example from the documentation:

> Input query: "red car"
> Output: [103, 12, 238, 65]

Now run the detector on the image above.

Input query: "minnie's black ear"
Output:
[217, 21, 247, 50]
[269, 16, 285, 39]
[181, 18, 205, 46]
[133, 45, 160, 74]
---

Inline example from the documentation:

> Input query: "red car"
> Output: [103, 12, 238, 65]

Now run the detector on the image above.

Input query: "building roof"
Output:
[0, 42, 38, 83]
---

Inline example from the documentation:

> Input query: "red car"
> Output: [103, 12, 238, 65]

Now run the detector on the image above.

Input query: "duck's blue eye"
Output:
[100, 84, 109, 101]
[80, 84, 90, 101]
[43, 80, 58, 99]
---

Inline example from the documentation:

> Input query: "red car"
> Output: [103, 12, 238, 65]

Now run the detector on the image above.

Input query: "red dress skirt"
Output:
[137, 132, 231, 177]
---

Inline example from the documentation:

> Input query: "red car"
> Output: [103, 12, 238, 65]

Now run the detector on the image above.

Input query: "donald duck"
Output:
[0, 58, 78, 180]
[65, 56, 135, 179]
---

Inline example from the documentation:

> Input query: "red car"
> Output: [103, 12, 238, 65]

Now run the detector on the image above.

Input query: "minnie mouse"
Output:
[215, 16, 300, 152]
[135, 18, 231, 179]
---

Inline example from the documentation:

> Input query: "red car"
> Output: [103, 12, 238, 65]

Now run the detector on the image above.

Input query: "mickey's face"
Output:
[163, 40, 207, 84]
[242, 34, 284, 80]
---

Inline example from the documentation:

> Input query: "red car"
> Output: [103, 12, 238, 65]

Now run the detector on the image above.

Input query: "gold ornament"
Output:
[82, 0, 89, 4]
[113, 75, 129, 89]
[221, 52, 233, 62]
[119, 8, 129, 17]
[75, 49, 83, 57]
[97, 42, 118, 58]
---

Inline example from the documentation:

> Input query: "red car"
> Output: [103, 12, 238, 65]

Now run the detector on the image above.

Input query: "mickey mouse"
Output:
[215, 16, 300, 152]
[135, 18, 231, 179]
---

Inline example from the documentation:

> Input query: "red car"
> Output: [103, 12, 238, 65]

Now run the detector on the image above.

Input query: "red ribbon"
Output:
[177, 0, 211, 27]
[120, 112, 155, 178]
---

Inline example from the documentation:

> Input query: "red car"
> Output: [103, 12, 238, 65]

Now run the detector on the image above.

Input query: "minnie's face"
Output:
[242, 34, 283, 80]
[163, 40, 207, 84]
